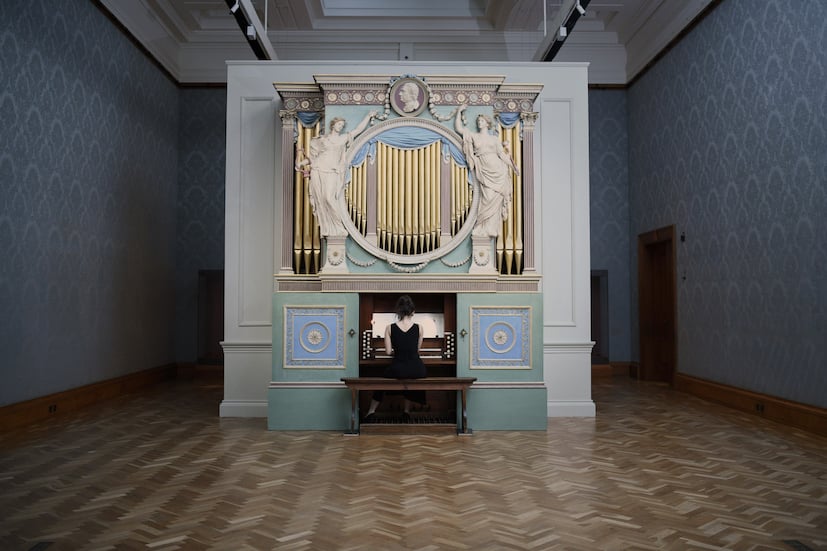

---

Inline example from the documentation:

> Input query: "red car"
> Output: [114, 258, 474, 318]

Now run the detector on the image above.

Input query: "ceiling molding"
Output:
[100, 0, 714, 86]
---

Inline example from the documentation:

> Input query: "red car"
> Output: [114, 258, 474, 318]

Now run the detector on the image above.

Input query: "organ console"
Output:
[358, 292, 458, 419]
[358, 293, 456, 376]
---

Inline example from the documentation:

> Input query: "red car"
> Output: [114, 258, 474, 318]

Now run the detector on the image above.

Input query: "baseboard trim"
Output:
[547, 400, 596, 417]
[0, 364, 178, 432]
[592, 362, 634, 378]
[219, 399, 268, 418]
[674, 373, 827, 437]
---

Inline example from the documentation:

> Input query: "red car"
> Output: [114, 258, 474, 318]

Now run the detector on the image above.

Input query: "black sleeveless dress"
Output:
[373, 323, 426, 404]
[384, 323, 427, 379]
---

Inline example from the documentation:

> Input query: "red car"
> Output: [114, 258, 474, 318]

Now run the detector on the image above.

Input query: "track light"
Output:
[246, 24, 256, 40]
[575, 1, 586, 16]
[229, 0, 240, 14]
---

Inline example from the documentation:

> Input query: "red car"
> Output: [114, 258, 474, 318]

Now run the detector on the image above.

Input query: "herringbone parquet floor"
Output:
[1, 375, 825, 551]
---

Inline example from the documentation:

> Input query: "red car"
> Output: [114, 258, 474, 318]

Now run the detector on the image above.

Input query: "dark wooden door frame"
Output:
[591, 270, 609, 364]
[197, 269, 225, 365]
[637, 225, 677, 384]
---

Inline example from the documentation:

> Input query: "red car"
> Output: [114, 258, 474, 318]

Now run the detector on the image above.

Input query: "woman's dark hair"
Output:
[395, 295, 416, 319]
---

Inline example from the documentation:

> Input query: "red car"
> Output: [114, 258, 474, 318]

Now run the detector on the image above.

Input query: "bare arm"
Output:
[384, 324, 393, 356]
[417, 324, 423, 353]
[351, 110, 377, 137]
[454, 104, 467, 135]
[500, 140, 520, 175]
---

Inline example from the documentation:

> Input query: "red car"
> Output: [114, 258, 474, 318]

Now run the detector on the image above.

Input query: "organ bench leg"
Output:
[349, 387, 358, 434]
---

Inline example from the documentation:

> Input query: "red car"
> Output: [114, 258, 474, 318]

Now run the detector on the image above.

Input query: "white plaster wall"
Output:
[221, 61, 594, 418]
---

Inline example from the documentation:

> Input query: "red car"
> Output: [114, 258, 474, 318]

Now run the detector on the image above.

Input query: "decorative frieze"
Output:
[275, 75, 541, 113]
[273, 274, 542, 293]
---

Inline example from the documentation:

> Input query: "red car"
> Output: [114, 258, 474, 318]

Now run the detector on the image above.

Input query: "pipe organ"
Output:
[270, 74, 548, 432]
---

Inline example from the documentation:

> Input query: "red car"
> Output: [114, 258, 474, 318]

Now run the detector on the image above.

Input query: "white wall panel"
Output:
[223, 61, 594, 418]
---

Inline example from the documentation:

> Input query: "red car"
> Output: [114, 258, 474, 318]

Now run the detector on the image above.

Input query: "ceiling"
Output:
[100, 0, 715, 85]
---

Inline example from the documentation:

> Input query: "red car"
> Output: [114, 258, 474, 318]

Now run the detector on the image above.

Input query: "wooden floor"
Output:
[1, 376, 826, 551]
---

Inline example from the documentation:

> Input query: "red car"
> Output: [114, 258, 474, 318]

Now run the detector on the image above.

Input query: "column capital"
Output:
[520, 111, 539, 129]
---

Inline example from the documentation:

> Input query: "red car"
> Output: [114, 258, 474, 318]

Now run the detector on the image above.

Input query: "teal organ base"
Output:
[268, 291, 548, 431]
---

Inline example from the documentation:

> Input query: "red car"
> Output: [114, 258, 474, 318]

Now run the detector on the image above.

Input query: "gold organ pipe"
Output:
[437, 146, 443, 248]
[345, 166, 353, 222]
[513, 125, 524, 274]
[386, 143, 393, 250]
[379, 143, 388, 250]
[414, 148, 422, 253]
[449, 161, 459, 235]
[393, 145, 399, 253]
[293, 136, 305, 272]
[423, 148, 430, 252]
[376, 144, 383, 248]
[429, 147, 441, 248]
[427, 148, 433, 252]
[361, 160, 368, 235]
[355, 164, 362, 233]
[351, 165, 358, 229]
[404, 149, 412, 253]
[435, 142, 442, 247]
[424, 145, 432, 251]
[422, 147, 434, 249]
[354, 161, 367, 235]
[503, 125, 515, 274]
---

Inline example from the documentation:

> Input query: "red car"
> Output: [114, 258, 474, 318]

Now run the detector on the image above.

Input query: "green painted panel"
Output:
[268, 387, 352, 431]
[466, 388, 547, 431]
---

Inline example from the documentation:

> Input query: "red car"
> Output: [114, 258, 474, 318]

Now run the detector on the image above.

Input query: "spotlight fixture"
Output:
[538, 0, 592, 61]
[223, 0, 276, 60]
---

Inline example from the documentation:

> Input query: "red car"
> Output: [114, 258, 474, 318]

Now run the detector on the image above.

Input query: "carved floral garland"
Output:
[345, 251, 377, 268]
[387, 259, 430, 273]
[440, 253, 472, 268]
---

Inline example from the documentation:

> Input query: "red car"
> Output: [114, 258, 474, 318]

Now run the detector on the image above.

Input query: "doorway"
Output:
[637, 226, 676, 383]
[591, 270, 609, 364]
[197, 270, 224, 365]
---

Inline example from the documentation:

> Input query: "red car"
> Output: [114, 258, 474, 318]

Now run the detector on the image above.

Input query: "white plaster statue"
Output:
[306, 111, 377, 237]
[455, 104, 520, 238]
[398, 81, 421, 113]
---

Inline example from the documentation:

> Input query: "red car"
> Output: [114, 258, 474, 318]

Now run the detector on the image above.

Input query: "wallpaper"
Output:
[628, 0, 827, 407]
[176, 88, 226, 361]
[0, 0, 180, 405]
[589, 89, 631, 362]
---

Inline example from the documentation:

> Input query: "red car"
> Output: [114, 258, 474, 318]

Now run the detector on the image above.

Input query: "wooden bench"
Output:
[341, 377, 477, 435]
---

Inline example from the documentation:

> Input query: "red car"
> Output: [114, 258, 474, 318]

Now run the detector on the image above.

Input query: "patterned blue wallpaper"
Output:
[0, 0, 180, 405]
[589, 89, 631, 362]
[628, 0, 827, 407]
[176, 88, 226, 361]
